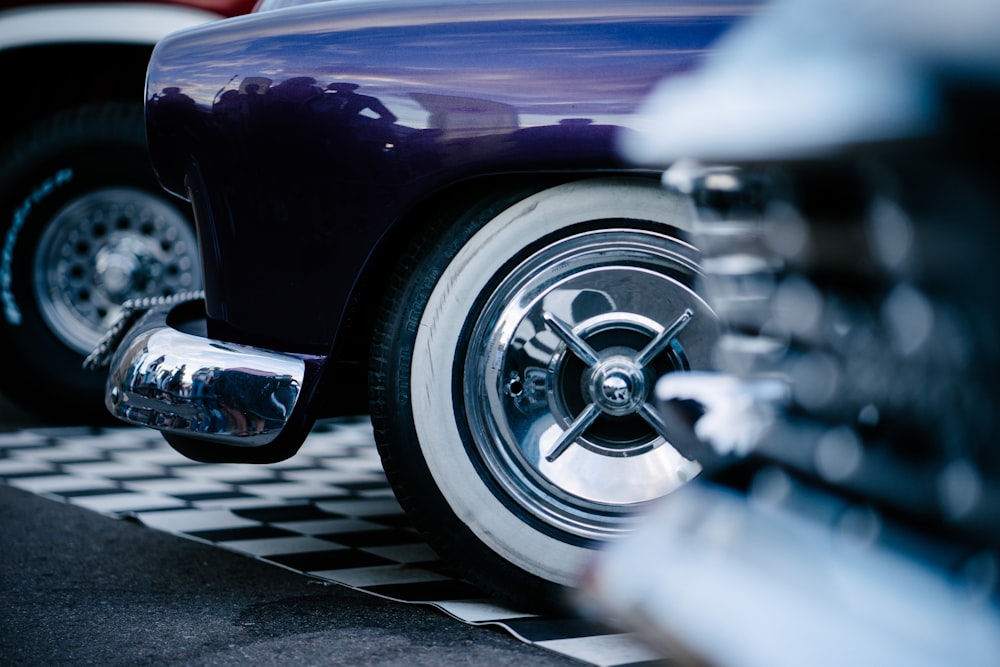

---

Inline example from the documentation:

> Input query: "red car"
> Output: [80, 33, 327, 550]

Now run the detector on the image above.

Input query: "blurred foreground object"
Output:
[620, 0, 1000, 162]
[580, 0, 1000, 664]
[579, 478, 1000, 667]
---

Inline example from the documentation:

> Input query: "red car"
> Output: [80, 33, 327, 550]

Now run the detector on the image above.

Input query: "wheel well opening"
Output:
[335, 172, 659, 366]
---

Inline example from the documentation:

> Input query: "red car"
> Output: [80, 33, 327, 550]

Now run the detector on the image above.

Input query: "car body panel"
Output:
[145, 0, 753, 353]
[109, 0, 758, 458]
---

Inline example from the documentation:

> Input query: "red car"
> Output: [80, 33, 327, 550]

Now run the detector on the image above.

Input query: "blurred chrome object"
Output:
[582, 0, 1000, 664]
[106, 298, 303, 447]
[660, 147, 1000, 547]
[629, 151, 1000, 665]
[619, 0, 1000, 163]
[579, 476, 1000, 667]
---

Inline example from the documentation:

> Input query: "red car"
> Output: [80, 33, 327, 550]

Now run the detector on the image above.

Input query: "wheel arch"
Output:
[314, 169, 667, 417]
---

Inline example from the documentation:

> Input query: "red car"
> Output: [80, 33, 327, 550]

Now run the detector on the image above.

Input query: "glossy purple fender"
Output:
[145, 0, 754, 416]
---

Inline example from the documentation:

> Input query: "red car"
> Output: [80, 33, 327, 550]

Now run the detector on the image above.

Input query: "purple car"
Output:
[101, 0, 755, 608]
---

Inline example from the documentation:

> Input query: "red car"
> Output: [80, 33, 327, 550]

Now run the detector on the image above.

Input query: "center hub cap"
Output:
[589, 357, 647, 416]
[95, 237, 157, 298]
[602, 373, 631, 405]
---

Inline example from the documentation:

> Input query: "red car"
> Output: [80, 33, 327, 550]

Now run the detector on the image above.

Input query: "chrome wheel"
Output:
[372, 178, 719, 607]
[33, 187, 201, 355]
[465, 228, 715, 539]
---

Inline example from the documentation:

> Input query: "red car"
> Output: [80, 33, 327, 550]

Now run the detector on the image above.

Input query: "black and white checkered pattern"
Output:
[0, 418, 665, 667]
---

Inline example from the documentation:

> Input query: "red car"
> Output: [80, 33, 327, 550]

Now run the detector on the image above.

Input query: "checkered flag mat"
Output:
[0, 418, 663, 667]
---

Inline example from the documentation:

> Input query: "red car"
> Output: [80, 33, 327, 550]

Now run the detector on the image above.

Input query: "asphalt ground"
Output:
[0, 399, 591, 666]
[0, 479, 588, 666]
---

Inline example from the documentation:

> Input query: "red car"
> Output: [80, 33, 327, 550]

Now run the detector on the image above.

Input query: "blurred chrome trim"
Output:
[106, 305, 303, 447]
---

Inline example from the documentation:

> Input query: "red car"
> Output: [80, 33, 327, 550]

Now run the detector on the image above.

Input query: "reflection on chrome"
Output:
[107, 317, 304, 447]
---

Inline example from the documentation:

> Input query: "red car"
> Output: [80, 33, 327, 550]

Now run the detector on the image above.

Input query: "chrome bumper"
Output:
[105, 301, 306, 447]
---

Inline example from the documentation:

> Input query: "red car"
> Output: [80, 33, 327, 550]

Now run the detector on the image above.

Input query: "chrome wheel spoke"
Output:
[545, 403, 601, 462]
[638, 401, 674, 445]
[635, 308, 694, 367]
[543, 311, 601, 367]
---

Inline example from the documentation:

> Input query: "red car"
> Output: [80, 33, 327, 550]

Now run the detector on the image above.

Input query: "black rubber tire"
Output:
[0, 103, 195, 424]
[369, 178, 711, 611]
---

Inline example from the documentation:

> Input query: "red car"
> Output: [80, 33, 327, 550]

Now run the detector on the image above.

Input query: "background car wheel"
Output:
[0, 104, 201, 423]
[370, 178, 719, 609]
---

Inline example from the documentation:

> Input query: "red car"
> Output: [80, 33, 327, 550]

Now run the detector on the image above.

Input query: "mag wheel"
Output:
[0, 104, 200, 422]
[371, 178, 719, 609]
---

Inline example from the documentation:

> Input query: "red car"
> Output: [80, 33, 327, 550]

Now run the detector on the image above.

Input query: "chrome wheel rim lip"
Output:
[464, 228, 718, 540]
[33, 187, 201, 355]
